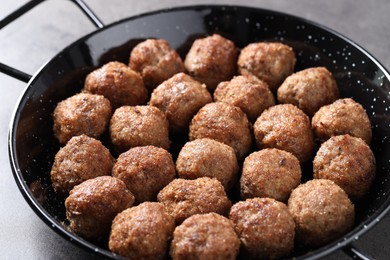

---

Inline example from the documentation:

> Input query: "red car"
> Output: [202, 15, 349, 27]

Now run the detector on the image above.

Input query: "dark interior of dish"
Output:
[9, 5, 390, 259]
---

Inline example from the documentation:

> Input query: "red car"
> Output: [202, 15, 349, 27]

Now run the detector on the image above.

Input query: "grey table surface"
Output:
[1, 0, 389, 259]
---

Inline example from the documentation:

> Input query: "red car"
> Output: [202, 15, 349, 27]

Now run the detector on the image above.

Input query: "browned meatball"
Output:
[214, 75, 275, 122]
[288, 179, 355, 248]
[277, 67, 339, 116]
[53, 92, 112, 144]
[129, 39, 185, 91]
[176, 138, 239, 190]
[112, 146, 176, 203]
[238, 42, 296, 92]
[84, 61, 148, 108]
[312, 98, 372, 144]
[65, 176, 134, 241]
[109, 202, 175, 260]
[50, 134, 115, 194]
[189, 102, 252, 160]
[240, 148, 301, 202]
[184, 34, 237, 91]
[157, 177, 232, 224]
[150, 73, 212, 133]
[109, 105, 170, 153]
[170, 213, 240, 260]
[229, 197, 295, 259]
[313, 134, 376, 200]
[253, 104, 314, 163]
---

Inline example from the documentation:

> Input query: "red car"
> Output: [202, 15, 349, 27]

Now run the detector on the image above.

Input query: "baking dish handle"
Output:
[0, 0, 104, 83]
[343, 244, 373, 260]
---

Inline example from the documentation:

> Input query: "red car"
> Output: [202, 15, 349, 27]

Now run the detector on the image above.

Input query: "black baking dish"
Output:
[8, 5, 390, 259]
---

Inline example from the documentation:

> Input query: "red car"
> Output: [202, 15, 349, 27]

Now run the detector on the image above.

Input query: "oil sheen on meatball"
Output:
[312, 98, 372, 144]
[50, 134, 115, 194]
[109, 202, 175, 260]
[277, 67, 339, 116]
[313, 134, 376, 200]
[238, 42, 296, 92]
[150, 72, 212, 133]
[84, 61, 148, 108]
[229, 197, 295, 259]
[157, 177, 232, 225]
[189, 102, 252, 161]
[65, 176, 135, 241]
[109, 105, 170, 153]
[176, 138, 239, 190]
[254, 104, 314, 163]
[288, 179, 355, 248]
[240, 148, 301, 202]
[112, 146, 176, 203]
[170, 213, 240, 260]
[129, 38, 185, 91]
[214, 75, 275, 122]
[184, 34, 237, 91]
[53, 92, 112, 144]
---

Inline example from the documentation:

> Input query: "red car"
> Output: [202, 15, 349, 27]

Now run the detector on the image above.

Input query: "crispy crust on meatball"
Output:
[109, 105, 170, 153]
[312, 98, 372, 144]
[253, 104, 314, 163]
[129, 39, 185, 91]
[109, 202, 175, 260]
[50, 134, 115, 194]
[238, 42, 296, 92]
[288, 179, 355, 248]
[214, 75, 275, 122]
[313, 134, 376, 200]
[277, 67, 339, 116]
[240, 148, 301, 202]
[84, 61, 148, 108]
[176, 138, 239, 190]
[229, 197, 295, 259]
[53, 92, 112, 144]
[170, 213, 240, 260]
[65, 176, 134, 241]
[184, 34, 237, 91]
[189, 102, 253, 161]
[157, 177, 232, 225]
[112, 146, 176, 203]
[150, 72, 212, 133]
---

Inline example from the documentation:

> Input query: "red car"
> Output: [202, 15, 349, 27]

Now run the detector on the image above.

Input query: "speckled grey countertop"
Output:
[1, 0, 389, 259]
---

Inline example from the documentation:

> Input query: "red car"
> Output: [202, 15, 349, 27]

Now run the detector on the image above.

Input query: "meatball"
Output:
[312, 98, 372, 144]
[150, 72, 212, 133]
[112, 146, 176, 203]
[109, 105, 170, 153]
[229, 198, 295, 259]
[184, 34, 237, 91]
[65, 176, 134, 241]
[253, 104, 314, 163]
[277, 67, 339, 116]
[84, 61, 148, 108]
[109, 202, 175, 260]
[214, 75, 275, 122]
[238, 42, 296, 92]
[240, 148, 301, 202]
[176, 138, 239, 190]
[50, 134, 115, 194]
[189, 102, 252, 160]
[313, 134, 376, 200]
[288, 179, 355, 248]
[129, 39, 185, 91]
[170, 213, 240, 260]
[53, 92, 112, 144]
[157, 177, 232, 224]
